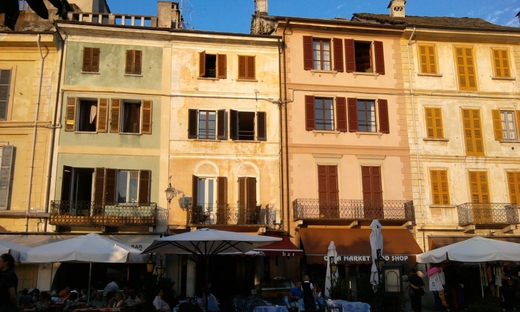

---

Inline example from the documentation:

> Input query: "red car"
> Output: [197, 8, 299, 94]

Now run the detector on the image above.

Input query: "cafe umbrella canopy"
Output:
[0, 239, 30, 262]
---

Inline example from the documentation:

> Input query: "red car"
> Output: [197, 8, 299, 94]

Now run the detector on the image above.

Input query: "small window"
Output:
[312, 39, 331, 71]
[455, 47, 477, 91]
[82, 47, 100, 73]
[188, 109, 226, 140]
[117, 170, 139, 204]
[0, 69, 11, 121]
[238, 55, 256, 80]
[65, 97, 108, 133]
[305, 96, 346, 132]
[121, 101, 141, 134]
[347, 98, 389, 133]
[492, 48, 511, 78]
[230, 110, 266, 141]
[77, 99, 98, 132]
[344, 39, 385, 74]
[357, 99, 376, 132]
[315, 98, 334, 130]
[492, 109, 518, 141]
[109, 99, 152, 134]
[125, 50, 142, 75]
[425, 107, 444, 139]
[199, 51, 227, 79]
[418, 44, 437, 74]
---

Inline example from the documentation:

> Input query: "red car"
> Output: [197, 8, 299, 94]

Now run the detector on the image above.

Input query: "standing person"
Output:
[302, 275, 316, 311]
[198, 287, 219, 312]
[0, 253, 20, 312]
[408, 267, 425, 312]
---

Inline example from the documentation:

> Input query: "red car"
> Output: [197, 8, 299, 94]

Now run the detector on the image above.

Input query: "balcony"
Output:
[457, 203, 519, 228]
[292, 199, 415, 224]
[187, 204, 276, 228]
[49, 201, 157, 227]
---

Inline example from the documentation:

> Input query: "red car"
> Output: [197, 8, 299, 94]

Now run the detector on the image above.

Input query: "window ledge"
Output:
[312, 130, 341, 137]
[423, 138, 449, 142]
[119, 132, 142, 135]
[354, 131, 383, 138]
[310, 70, 338, 76]
[236, 78, 258, 82]
[81, 71, 100, 75]
[192, 138, 220, 142]
[197, 77, 219, 81]
[492, 76, 515, 81]
[417, 73, 442, 77]
[352, 72, 380, 78]
[74, 131, 98, 134]
[498, 139, 520, 143]
[124, 74, 143, 77]
[429, 205, 456, 209]
[231, 140, 261, 143]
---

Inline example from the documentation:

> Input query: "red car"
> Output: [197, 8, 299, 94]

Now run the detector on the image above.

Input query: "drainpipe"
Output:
[282, 18, 290, 233]
[276, 36, 284, 230]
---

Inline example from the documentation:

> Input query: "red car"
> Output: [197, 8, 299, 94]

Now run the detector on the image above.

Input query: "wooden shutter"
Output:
[125, 50, 142, 75]
[105, 168, 117, 205]
[192, 175, 199, 208]
[65, 97, 77, 132]
[0, 69, 11, 121]
[378, 99, 389, 134]
[455, 47, 477, 91]
[336, 97, 347, 132]
[141, 100, 152, 134]
[217, 176, 228, 224]
[491, 109, 503, 140]
[92, 48, 100, 73]
[110, 99, 120, 133]
[507, 171, 520, 204]
[374, 41, 385, 75]
[517, 111, 520, 136]
[333, 38, 344, 72]
[347, 97, 358, 132]
[199, 51, 206, 77]
[217, 54, 227, 79]
[344, 39, 355, 73]
[303, 36, 314, 70]
[425, 107, 443, 139]
[462, 109, 484, 156]
[469, 171, 489, 203]
[134, 50, 142, 75]
[138, 170, 151, 204]
[238, 55, 246, 79]
[317, 165, 339, 218]
[247, 177, 257, 212]
[217, 109, 226, 140]
[362, 166, 383, 219]
[97, 98, 108, 133]
[94, 168, 105, 208]
[82, 47, 92, 72]
[230, 109, 238, 140]
[60, 165, 72, 201]
[430, 170, 450, 205]
[305, 95, 315, 131]
[238, 177, 247, 224]
[247, 56, 255, 79]
[492, 49, 510, 78]
[419, 45, 437, 74]
[257, 111, 266, 141]
[238, 55, 255, 79]
[0, 146, 15, 210]
[188, 109, 198, 139]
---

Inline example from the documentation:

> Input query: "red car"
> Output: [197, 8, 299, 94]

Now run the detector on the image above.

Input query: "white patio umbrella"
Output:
[324, 241, 338, 298]
[369, 218, 383, 292]
[0, 239, 30, 262]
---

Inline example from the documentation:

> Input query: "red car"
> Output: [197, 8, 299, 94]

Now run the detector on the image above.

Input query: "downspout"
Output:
[276, 36, 284, 230]
[406, 27, 426, 250]
[26, 34, 47, 232]
[282, 18, 290, 233]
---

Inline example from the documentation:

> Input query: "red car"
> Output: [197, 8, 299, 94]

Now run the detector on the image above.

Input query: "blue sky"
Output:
[108, 0, 520, 33]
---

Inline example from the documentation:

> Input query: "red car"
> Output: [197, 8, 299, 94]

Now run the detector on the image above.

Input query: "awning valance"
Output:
[299, 228, 423, 264]
[254, 234, 303, 258]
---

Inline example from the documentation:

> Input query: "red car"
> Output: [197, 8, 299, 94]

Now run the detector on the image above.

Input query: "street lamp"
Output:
[165, 182, 184, 203]
[146, 259, 154, 274]
[156, 259, 166, 277]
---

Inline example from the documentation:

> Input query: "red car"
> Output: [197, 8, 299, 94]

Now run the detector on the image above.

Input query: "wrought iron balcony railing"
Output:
[293, 199, 415, 221]
[187, 204, 276, 227]
[49, 200, 157, 227]
[457, 202, 519, 226]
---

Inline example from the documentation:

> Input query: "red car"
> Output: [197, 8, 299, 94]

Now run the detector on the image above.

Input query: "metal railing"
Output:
[292, 198, 415, 221]
[187, 204, 276, 227]
[457, 202, 519, 226]
[49, 200, 157, 227]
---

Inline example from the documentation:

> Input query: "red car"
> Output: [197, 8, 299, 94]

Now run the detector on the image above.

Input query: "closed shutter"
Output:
[0, 146, 15, 210]
[347, 97, 358, 132]
[317, 165, 339, 218]
[110, 99, 120, 133]
[517, 111, 520, 136]
[492, 109, 503, 140]
[362, 166, 383, 219]
[305, 95, 315, 131]
[230, 109, 238, 140]
[430, 170, 450, 205]
[217, 54, 227, 79]
[492, 49, 510, 78]
[303, 36, 314, 70]
[507, 171, 520, 204]
[462, 109, 484, 156]
[333, 38, 344, 72]
[378, 99, 389, 133]
[217, 109, 226, 140]
[336, 97, 347, 132]
[141, 100, 152, 134]
[92, 48, 100, 73]
[247, 56, 255, 79]
[125, 50, 142, 75]
[97, 98, 108, 133]
[105, 168, 117, 205]
[374, 41, 385, 75]
[217, 176, 228, 224]
[134, 50, 142, 75]
[238, 55, 246, 79]
[344, 39, 355, 73]
[188, 109, 198, 139]
[199, 51, 206, 77]
[238, 56, 255, 79]
[425, 107, 443, 139]
[138, 170, 151, 204]
[419, 45, 437, 74]
[0, 69, 11, 121]
[65, 97, 77, 132]
[247, 177, 257, 224]
[469, 171, 489, 203]
[456, 47, 477, 91]
[257, 111, 266, 141]
[125, 50, 133, 74]
[83, 47, 100, 73]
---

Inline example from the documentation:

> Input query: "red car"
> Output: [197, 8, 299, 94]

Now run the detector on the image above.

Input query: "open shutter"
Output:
[336, 97, 347, 132]
[192, 175, 199, 208]
[347, 97, 358, 132]
[230, 109, 238, 140]
[492, 109, 503, 140]
[217, 176, 228, 224]
[333, 38, 344, 72]
[97, 98, 108, 133]
[374, 41, 385, 75]
[110, 99, 120, 133]
[141, 100, 153, 134]
[65, 97, 76, 132]
[303, 36, 314, 70]
[0, 146, 15, 210]
[378, 99, 389, 133]
[188, 109, 198, 139]
[199, 51, 206, 77]
[94, 168, 105, 211]
[217, 54, 227, 79]
[105, 168, 117, 205]
[305, 95, 315, 131]
[138, 170, 151, 204]
[257, 111, 266, 141]
[217, 109, 226, 140]
[60, 165, 72, 202]
[344, 39, 355, 73]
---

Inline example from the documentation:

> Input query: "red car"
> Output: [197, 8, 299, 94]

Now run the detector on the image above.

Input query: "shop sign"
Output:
[324, 255, 410, 263]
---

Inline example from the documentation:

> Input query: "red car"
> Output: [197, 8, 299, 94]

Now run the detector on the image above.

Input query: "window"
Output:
[0, 145, 15, 210]
[362, 166, 383, 219]
[345, 39, 385, 74]
[0, 69, 11, 121]
[455, 47, 477, 91]
[462, 109, 484, 156]
[188, 109, 226, 140]
[125, 50, 142, 75]
[230, 110, 266, 141]
[82, 47, 100, 73]
[305, 96, 346, 132]
[238, 55, 255, 80]
[303, 37, 344, 72]
[317, 165, 339, 218]
[507, 171, 520, 204]
[192, 176, 227, 224]
[65, 97, 108, 133]
[110, 99, 152, 134]
[418, 44, 437, 74]
[492, 109, 519, 141]
[199, 51, 226, 78]
[117, 170, 139, 203]
[425, 107, 444, 139]
[492, 48, 510, 78]
[347, 98, 389, 133]
[468, 171, 489, 203]
[430, 169, 450, 205]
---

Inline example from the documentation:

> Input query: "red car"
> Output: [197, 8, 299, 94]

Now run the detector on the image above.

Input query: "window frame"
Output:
[0, 69, 11, 121]
[229, 110, 266, 141]
[188, 109, 226, 140]
[82, 47, 100, 73]
[109, 98, 153, 135]
[65, 97, 109, 133]
[303, 36, 344, 72]
[347, 98, 389, 134]
[455, 46, 477, 91]
[430, 169, 450, 205]
[491, 48, 511, 78]
[199, 51, 227, 79]
[345, 39, 385, 75]
[418, 44, 438, 75]
[305, 96, 347, 132]
[425, 107, 444, 139]
[125, 50, 142, 76]
[238, 55, 256, 80]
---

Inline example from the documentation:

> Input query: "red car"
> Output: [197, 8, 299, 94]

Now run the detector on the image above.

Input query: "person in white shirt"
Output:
[103, 281, 120, 298]
[153, 289, 171, 312]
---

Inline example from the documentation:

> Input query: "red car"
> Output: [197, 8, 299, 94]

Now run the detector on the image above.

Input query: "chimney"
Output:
[388, 0, 406, 18]
[255, 0, 268, 15]
[157, 1, 181, 29]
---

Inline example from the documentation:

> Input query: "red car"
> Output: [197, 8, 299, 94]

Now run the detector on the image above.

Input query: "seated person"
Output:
[58, 286, 71, 300]
[153, 289, 171, 312]
[198, 287, 219, 312]
[62, 291, 79, 312]
[125, 290, 141, 307]
[19, 288, 33, 308]
[109, 292, 125, 308]
[289, 282, 304, 310]
[88, 291, 107, 308]
[29, 291, 52, 312]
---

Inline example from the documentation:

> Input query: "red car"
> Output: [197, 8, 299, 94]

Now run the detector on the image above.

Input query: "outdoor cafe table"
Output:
[253, 306, 288, 312]
[325, 299, 371, 312]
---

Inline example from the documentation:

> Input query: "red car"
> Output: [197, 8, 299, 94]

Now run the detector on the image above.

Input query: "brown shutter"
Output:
[378, 99, 389, 133]
[217, 109, 226, 140]
[217, 54, 227, 79]
[238, 177, 246, 224]
[247, 177, 257, 210]
[303, 36, 314, 70]
[362, 166, 383, 219]
[141, 100, 153, 134]
[92, 48, 100, 73]
[305, 95, 315, 131]
[347, 97, 358, 132]
[134, 50, 142, 75]
[344, 39, 355, 73]
[138, 170, 151, 204]
[230, 109, 238, 140]
[247, 56, 255, 79]
[188, 109, 198, 139]
[257, 111, 266, 141]
[60, 166, 72, 201]
[192, 175, 199, 208]
[507, 171, 520, 204]
[94, 168, 105, 209]
[199, 51, 206, 77]
[105, 168, 117, 205]
[125, 50, 133, 74]
[317, 165, 339, 218]
[492, 109, 503, 140]
[97, 98, 108, 133]
[333, 38, 344, 72]
[110, 99, 120, 133]
[82, 48, 92, 72]
[336, 97, 347, 132]
[374, 41, 385, 75]
[238, 55, 246, 79]
[0, 145, 15, 210]
[217, 176, 228, 224]
[65, 97, 76, 132]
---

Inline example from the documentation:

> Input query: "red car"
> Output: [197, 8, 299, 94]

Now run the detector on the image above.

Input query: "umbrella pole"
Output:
[87, 263, 92, 304]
